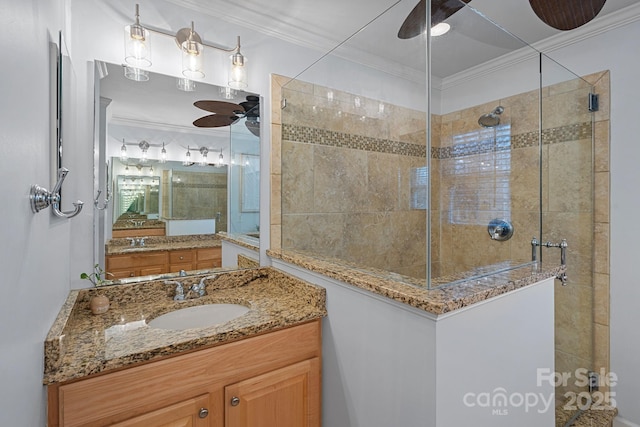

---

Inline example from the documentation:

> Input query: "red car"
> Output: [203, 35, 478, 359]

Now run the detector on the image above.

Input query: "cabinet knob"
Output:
[180, 256, 184, 260]
[230, 396, 240, 407]
[198, 408, 209, 418]
[129, 273, 134, 277]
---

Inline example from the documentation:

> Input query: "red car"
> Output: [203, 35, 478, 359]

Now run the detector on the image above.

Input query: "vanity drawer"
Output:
[196, 247, 221, 262]
[169, 250, 194, 263]
[107, 252, 168, 270]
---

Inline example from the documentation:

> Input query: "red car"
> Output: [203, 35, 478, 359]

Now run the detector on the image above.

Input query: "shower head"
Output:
[478, 106, 504, 128]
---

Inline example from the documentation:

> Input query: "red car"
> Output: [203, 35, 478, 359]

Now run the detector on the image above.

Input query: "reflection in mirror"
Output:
[94, 61, 260, 283]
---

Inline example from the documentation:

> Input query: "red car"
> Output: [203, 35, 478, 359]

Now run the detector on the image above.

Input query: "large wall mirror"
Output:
[94, 61, 260, 281]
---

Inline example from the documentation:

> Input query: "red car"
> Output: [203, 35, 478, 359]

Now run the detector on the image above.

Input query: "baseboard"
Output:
[614, 416, 640, 427]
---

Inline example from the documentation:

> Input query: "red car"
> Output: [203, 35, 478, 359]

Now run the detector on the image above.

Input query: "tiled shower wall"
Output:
[161, 170, 228, 231]
[271, 72, 610, 397]
[278, 78, 429, 278]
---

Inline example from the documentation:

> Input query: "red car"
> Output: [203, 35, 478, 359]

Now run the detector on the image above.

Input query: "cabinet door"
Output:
[196, 247, 221, 269]
[225, 358, 320, 427]
[111, 394, 211, 427]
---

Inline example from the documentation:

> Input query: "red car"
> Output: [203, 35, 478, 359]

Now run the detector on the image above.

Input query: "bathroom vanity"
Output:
[44, 268, 326, 426]
[105, 235, 222, 279]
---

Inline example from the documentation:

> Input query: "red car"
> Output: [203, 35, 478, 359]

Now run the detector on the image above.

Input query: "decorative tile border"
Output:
[283, 121, 592, 160]
[282, 123, 426, 158]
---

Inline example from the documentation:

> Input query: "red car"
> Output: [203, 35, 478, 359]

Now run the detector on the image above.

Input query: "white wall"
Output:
[67, 0, 427, 287]
[544, 21, 640, 425]
[0, 0, 69, 425]
[440, 16, 640, 424]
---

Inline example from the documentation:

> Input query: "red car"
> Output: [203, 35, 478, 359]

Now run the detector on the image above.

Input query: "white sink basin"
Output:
[148, 304, 250, 330]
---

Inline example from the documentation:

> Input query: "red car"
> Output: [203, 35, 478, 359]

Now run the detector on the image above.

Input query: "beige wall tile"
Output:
[594, 222, 610, 275]
[594, 273, 610, 326]
[594, 171, 610, 224]
[594, 120, 610, 172]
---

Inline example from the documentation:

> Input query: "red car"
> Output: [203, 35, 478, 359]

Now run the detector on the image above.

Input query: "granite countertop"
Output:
[43, 267, 326, 385]
[106, 234, 221, 255]
[268, 249, 563, 316]
[218, 232, 259, 251]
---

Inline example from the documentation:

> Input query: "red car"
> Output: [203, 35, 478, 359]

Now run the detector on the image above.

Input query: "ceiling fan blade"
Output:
[398, 0, 472, 40]
[194, 100, 243, 115]
[529, 0, 607, 31]
[193, 114, 239, 128]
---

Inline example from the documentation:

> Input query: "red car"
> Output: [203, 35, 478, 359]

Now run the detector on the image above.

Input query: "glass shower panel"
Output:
[430, 3, 542, 287]
[280, 0, 429, 282]
[229, 116, 261, 236]
[540, 54, 596, 401]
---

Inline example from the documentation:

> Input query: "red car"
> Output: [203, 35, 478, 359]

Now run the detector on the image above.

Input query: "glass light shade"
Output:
[176, 77, 195, 92]
[181, 40, 204, 79]
[124, 24, 151, 67]
[120, 142, 128, 161]
[183, 148, 192, 165]
[228, 52, 247, 89]
[123, 66, 149, 82]
[160, 144, 167, 163]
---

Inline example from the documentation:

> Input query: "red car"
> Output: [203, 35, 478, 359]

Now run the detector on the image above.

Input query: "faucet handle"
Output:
[126, 237, 136, 247]
[165, 280, 184, 301]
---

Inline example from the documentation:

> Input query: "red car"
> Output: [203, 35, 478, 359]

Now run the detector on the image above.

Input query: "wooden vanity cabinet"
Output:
[106, 247, 222, 279]
[47, 320, 321, 427]
[106, 251, 169, 279]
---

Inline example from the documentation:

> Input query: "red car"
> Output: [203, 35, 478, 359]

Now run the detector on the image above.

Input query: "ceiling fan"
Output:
[398, 0, 471, 39]
[398, 0, 607, 40]
[192, 95, 260, 136]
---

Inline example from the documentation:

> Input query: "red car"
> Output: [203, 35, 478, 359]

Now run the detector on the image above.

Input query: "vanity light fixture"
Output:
[124, 4, 151, 68]
[216, 149, 225, 168]
[120, 139, 128, 161]
[138, 140, 150, 163]
[159, 142, 167, 163]
[183, 146, 192, 165]
[123, 4, 248, 87]
[176, 77, 195, 92]
[199, 147, 209, 166]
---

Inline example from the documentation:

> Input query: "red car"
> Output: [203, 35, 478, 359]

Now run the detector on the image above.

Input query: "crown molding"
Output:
[440, 1, 640, 91]
[110, 116, 230, 138]
[165, 0, 640, 89]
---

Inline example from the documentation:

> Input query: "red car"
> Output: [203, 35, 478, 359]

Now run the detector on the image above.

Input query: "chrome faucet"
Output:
[187, 278, 207, 299]
[165, 280, 185, 301]
[126, 237, 146, 247]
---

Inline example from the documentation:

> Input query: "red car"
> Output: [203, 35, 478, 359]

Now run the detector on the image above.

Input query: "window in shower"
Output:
[411, 166, 429, 210]
[445, 124, 511, 225]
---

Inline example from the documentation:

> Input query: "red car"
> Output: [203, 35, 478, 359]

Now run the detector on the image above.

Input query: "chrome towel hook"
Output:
[30, 167, 84, 219]
[94, 188, 111, 210]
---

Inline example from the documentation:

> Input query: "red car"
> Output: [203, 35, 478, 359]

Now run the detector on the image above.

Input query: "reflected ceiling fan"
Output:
[192, 95, 260, 136]
[398, 0, 607, 39]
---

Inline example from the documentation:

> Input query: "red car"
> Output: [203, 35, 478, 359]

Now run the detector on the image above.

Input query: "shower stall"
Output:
[273, 0, 607, 414]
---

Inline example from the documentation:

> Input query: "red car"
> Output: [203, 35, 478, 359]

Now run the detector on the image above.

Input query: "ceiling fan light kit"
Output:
[123, 4, 248, 87]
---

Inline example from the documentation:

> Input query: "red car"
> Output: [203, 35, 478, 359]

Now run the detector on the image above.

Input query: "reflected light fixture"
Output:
[123, 66, 149, 82]
[159, 142, 167, 163]
[149, 165, 154, 176]
[199, 147, 209, 166]
[183, 146, 192, 165]
[123, 4, 248, 87]
[431, 22, 451, 37]
[216, 149, 225, 168]
[138, 140, 150, 163]
[176, 77, 195, 92]
[120, 139, 128, 161]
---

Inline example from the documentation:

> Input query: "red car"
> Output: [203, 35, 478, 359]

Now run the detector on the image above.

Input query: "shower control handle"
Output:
[488, 219, 514, 241]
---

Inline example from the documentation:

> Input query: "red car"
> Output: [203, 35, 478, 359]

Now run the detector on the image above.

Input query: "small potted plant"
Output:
[80, 264, 113, 315]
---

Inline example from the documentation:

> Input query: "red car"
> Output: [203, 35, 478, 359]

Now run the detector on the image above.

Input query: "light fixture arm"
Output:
[142, 23, 242, 54]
